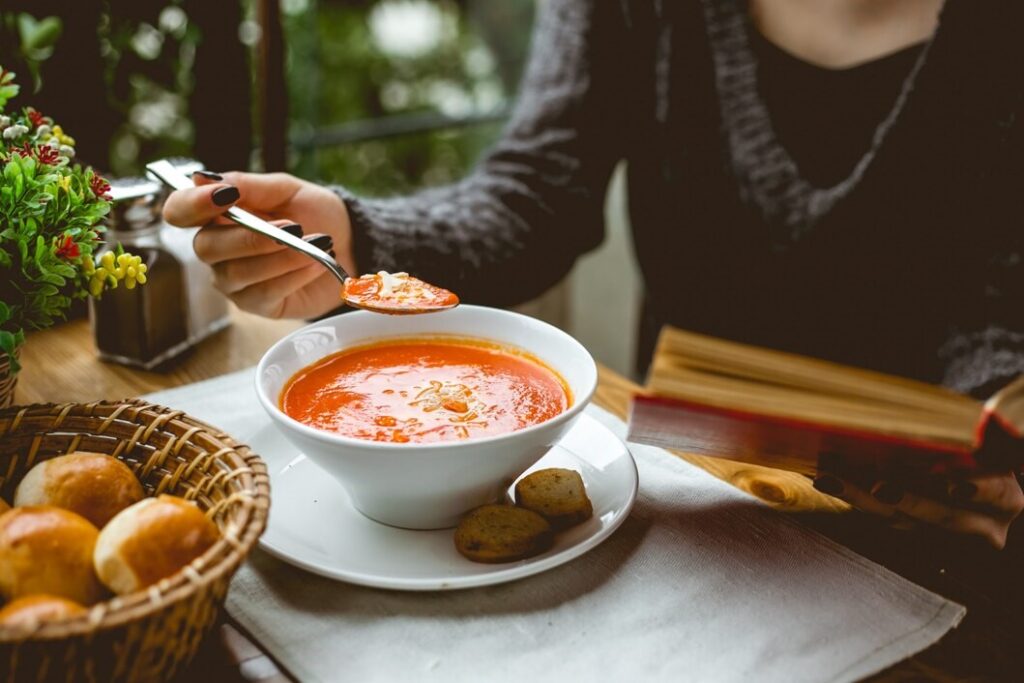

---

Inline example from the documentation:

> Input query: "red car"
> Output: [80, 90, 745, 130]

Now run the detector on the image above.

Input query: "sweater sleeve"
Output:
[333, 0, 630, 307]
[938, 261, 1024, 400]
[938, 103, 1024, 398]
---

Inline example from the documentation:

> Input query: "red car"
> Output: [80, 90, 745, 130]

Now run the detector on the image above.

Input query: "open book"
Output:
[627, 326, 1024, 478]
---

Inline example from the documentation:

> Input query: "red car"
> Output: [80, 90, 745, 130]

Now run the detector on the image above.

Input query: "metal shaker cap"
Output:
[107, 159, 205, 232]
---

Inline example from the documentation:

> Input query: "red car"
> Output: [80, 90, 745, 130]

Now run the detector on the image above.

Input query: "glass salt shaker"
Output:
[157, 161, 231, 345]
[91, 170, 230, 369]
[91, 177, 187, 367]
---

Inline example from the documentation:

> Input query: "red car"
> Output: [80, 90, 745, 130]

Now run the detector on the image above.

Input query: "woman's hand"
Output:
[162, 171, 356, 319]
[813, 470, 1024, 548]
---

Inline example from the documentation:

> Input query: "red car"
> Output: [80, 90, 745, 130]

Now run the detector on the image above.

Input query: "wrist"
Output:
[313, 183, 357, 276]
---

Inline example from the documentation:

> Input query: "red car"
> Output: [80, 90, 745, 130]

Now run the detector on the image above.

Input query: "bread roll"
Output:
[15, 451, 144, 528]
[94, 495, 220, 595]
[0, 594, 86, 628]
[514, 468, 593, 531]
[0, 507, 103, 605]
[454, 504, 553, 563]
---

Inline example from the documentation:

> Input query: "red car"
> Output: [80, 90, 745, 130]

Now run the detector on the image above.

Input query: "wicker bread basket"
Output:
[0, 350, 20, 410]
[0, 400, 270, 683]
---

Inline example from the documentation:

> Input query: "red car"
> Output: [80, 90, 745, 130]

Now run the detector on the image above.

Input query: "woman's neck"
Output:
[749, 0, 943, 69]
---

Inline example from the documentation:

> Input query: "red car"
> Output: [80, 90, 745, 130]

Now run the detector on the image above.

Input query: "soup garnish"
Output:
[342, 272, 459, 314]
[281, 338, 570, 443]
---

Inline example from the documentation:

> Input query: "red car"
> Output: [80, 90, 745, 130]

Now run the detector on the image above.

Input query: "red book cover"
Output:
[627, 394, 1024, 479]
[632, 326, 1024, 481]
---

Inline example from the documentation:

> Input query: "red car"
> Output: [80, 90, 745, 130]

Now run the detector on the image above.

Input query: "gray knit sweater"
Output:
[337, 0, 1024, 397]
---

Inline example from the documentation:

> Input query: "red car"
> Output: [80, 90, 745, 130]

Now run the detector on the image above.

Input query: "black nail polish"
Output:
[812, 474, 844, 496]
[305, 234, 333, 252]
[282, 223, 303, 238]
[872, 482, 904, 505]
[949, 481, 977, 501]
[212, 186, 240, 206]
[193, 170, 224, 181]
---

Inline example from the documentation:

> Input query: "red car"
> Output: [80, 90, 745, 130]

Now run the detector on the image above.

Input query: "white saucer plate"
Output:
[252, 412, 638, 591]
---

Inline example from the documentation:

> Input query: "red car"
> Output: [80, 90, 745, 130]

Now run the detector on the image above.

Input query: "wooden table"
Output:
[16, 309, 1024, 682]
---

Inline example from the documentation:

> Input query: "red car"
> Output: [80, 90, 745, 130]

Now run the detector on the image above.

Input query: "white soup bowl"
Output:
[255, 305, 597, 529]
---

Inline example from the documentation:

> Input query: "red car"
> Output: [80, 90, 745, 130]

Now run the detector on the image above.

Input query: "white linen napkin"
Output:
[145, 369, 964, 683]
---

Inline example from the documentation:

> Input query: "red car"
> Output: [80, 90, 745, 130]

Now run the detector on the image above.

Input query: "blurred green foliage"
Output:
[0, 13, 62, 93]
[281, 0, 533, 194]
[99, 3, 199, 177]
[1, 2, 205, 176]
[1, 0, 534, 191]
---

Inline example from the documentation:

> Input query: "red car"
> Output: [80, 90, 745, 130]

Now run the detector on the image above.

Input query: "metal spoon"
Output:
[145, 159, 458, 315]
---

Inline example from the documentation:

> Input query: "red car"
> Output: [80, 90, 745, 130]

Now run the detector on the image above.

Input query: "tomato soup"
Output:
[280, 338, 571, 443]
[343, 271, 459, 313]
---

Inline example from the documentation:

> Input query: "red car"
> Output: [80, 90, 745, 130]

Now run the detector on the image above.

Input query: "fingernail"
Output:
[281, 223, 303, 238]
[949, 481, 977, 501]
[305, 234, 333, 252]
[193, 170, 224, 181]
[871, 481, 904, 505]
[212, 186, 240, 206]
[812, 474, 844, 496]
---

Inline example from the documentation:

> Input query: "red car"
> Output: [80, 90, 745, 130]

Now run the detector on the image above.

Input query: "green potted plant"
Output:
[0, 66, 146, 405]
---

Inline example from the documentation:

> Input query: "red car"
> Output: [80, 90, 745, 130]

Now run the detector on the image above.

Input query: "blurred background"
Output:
[0, 0, 641, 377]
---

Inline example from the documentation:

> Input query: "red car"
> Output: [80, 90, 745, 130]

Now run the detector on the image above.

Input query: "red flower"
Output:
[27, 109, 45, 128]
[55, 235, 80, 260]
[89, 174, 111, 201]
[36, 145, 59, 165]
[14, 143, 32, 158]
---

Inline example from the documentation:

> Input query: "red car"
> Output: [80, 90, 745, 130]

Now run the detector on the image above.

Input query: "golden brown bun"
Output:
[0, 507, 103, 605]
[0, 594, 86, 628]
[514, 468, 593, 531]
[454, 504, 553, 563]
[14, 452, 144, 528]
[94, 495, 220, 595]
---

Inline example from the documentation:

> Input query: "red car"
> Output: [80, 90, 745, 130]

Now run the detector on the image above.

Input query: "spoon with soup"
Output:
[146, 160, 459, 315]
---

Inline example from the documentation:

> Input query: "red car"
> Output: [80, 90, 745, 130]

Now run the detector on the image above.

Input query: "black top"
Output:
[752, 32, 925, 188]
[337, 0, 1024, 397]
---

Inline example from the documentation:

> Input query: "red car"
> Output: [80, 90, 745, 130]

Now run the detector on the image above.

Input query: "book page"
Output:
[646, 368, 977, 446]
[654, 327, 980, 424]
[982, 375, 1024, 439]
